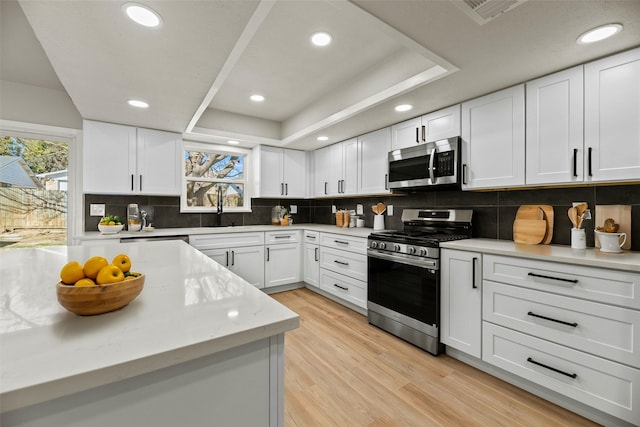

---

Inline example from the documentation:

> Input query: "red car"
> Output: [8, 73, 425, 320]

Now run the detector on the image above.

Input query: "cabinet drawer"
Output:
[484, 255, 640, 310]
[303, 230, 320, 244]
[189, 232, 264, 250]
[265, 230, 301, 244]
[320, 232, 367, 255]
[320, 268, 366, 309]
[484, 280, 640, 367]
[320, 247, 367, 282]
[483, 322, 640, 425]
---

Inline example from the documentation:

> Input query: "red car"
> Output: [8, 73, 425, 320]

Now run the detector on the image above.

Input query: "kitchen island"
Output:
[0, 240, 299, 427]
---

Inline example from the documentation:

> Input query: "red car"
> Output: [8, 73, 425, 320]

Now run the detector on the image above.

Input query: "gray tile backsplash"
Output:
[85, 183, 639, 250]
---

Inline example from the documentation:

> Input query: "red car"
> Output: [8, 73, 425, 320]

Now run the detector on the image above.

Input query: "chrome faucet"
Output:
[215, 186, 223, 226]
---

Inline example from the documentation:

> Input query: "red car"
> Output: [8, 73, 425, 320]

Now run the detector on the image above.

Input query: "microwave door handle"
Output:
[428, 147, 436, 184]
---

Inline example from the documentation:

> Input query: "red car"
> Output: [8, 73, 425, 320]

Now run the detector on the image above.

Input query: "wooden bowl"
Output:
[56, 274, 144, 315]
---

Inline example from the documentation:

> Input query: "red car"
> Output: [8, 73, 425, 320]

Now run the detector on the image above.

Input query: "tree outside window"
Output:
[181, 143, 251, 212]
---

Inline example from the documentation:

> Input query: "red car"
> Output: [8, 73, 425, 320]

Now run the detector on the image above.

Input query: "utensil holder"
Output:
[570, 228, 586, 249]
[373, 215, 384, 231]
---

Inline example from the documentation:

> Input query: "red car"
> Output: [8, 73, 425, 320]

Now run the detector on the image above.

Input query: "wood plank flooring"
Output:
[271, 288, 600, 427]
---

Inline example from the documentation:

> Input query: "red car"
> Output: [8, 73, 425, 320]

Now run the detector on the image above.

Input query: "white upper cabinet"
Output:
[83, 120, 181, 195]
[584, 47, 640, 183]
[461, 85, 525, 190]
[315, 138, 358, 197]
[391, 105, 461, 150]
[526, 66, 584, 185]
[253, 146, 306, 198]
[313, 145, 332, 197]
[357, 127, 391, 195]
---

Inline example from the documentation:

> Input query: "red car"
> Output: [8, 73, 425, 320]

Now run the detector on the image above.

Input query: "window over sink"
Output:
[181, 142, 252, 213]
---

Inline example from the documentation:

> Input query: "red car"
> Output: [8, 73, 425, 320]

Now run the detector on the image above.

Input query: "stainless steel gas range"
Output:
[367, 209, 473, 355]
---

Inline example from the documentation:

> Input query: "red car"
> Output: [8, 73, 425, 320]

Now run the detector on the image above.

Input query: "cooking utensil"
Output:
[372, 203, 386, 215]
[567, 207, 578, 229]
[539, 206, 554, 244]
[516, 205, 544, 220]
[577, 208, 591, 229]
[595, 205, 631, 249]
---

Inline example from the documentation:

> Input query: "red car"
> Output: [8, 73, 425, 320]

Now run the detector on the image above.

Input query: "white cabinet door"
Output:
[136, 128, 181, 195]
[283, 149, 306, 198]
[83, 120, 136, 194]
[254, 145, 284, 198]
[265, 243, 301, 288]
[461, 85, 525, 190]
[303, 243, 319, 288]
[358, 127, 391, 195]
[231, 245, 265, 289]
[341, 138, 358, 195]
[440, 249, 482, 358]
[313, 145, 332, 197]
[391, 117, 421, 150]
[526, 66, 584, 185]
[200, 248, 230, 267]
[585, 47, 640, 182]
[422, 104, 461, 143]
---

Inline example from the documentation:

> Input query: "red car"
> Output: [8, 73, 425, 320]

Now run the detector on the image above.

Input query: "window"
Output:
[181, 142, 251, 212]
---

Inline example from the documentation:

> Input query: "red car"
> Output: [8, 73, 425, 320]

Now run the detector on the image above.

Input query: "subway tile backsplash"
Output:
[84, 183, 640, 251]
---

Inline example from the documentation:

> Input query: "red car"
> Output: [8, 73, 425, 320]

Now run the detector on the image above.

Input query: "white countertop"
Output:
[75, 224, 377, 241]
[0, 240, 299, 412]
[441, 238, 640, 272]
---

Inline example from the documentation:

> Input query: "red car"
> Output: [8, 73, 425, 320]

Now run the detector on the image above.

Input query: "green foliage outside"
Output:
[0, 136, 68, 174]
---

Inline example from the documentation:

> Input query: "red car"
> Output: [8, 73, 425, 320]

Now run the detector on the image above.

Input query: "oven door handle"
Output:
[368, 250, 438, 269]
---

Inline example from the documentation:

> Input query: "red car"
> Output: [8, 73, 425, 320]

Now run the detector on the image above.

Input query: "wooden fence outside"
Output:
[0, 188, 66, 229]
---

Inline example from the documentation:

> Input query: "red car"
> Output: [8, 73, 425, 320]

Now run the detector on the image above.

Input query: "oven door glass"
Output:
[367, 253, 439, 327]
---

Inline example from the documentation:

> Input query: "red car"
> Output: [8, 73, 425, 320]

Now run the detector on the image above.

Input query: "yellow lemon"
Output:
[112, 254, 131, 273]
[96, 264, 125, 285]
[60, 261, 85, 285]
[83, 256, 108, 279]
[75, 278, 96, 287]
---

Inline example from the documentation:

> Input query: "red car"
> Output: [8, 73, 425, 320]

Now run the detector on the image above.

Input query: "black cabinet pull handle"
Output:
[588, 147, 593, 177]
[334, 240, 349, 245]
[280, 183, 284, 196]
[225, 251, 229, 267]
[421, 125, 426, 142]
[462, 164, 468, 185]
[274, 235, 290, 239]
[324, 182, 328, 195]
[285, 183, 288, 195]
[139, 175, 142, 191]
[527, 357, 577, 379]
[334, 283, 348, 291]
[266, 247, 270, 262]
[315, 247, 318, 262]
[527, 311, 577, 327]
[334, 260, 349, 266]
[472, 257, 478, 289]
[572, 148, 578, 177]
[307, 235, 316, 240]
[415, 127, 419, 143]
[385, 173, 388, 190]
[131, 174, 134, 191]
[527, 272, 578, 284]
[231, 250, 235, 266]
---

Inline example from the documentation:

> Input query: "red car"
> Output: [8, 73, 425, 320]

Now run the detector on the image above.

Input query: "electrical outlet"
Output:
[356, 204, 363, 215]
[387, 205, 394, 216]
[90, 204, 105, 217]
[332, 205, 337, 213]
[290, 205, 298, 214]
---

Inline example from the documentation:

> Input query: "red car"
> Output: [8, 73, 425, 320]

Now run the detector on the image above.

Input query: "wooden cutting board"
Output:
[595, 205, 631, 250]
[514, 205, 553, 244]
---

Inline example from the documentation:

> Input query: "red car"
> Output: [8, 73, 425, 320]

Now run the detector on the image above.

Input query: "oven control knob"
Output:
[418, 248, 427, 256]
[370, 241, 378, 248]
[408, 246, 416, 255]
[379, 242, 387, 250]
[394, 244, 401, 252]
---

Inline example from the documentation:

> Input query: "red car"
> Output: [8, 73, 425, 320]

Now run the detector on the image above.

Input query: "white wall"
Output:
[0, 80, 82, 130]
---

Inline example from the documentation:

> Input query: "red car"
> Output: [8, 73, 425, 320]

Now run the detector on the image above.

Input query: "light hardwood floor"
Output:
[271, 288, 600, 427]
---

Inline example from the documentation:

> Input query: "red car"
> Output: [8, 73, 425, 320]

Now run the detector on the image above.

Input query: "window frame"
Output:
[181, 141, 252, 213]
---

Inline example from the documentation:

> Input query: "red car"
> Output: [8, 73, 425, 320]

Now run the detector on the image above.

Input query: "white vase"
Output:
[373, 215, 384, 231]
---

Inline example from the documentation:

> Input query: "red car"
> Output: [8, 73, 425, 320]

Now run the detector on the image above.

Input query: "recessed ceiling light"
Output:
[227, 140, 240, 145]
[395, 104, 413, 112]
[577, 23, 622, 44]
[127, 99, 149, 108]
[317, 136, 329, 141]
[123, 3, 162, 28]
[250, 94, 265, 102]
[311, 32, 332, 47]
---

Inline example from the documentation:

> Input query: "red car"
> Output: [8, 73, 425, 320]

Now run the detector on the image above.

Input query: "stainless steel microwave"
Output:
[387, 137, 461, 190]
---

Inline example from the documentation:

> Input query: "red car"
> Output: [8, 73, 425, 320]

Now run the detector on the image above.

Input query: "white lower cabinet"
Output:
[303, 231, 320, 288]
[313, 232, 368, 310]
[265, 230, 302, 288]
[189, 232, 265, 289]
[440, 249, 482, 358]
[478, 253, 640, 425]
